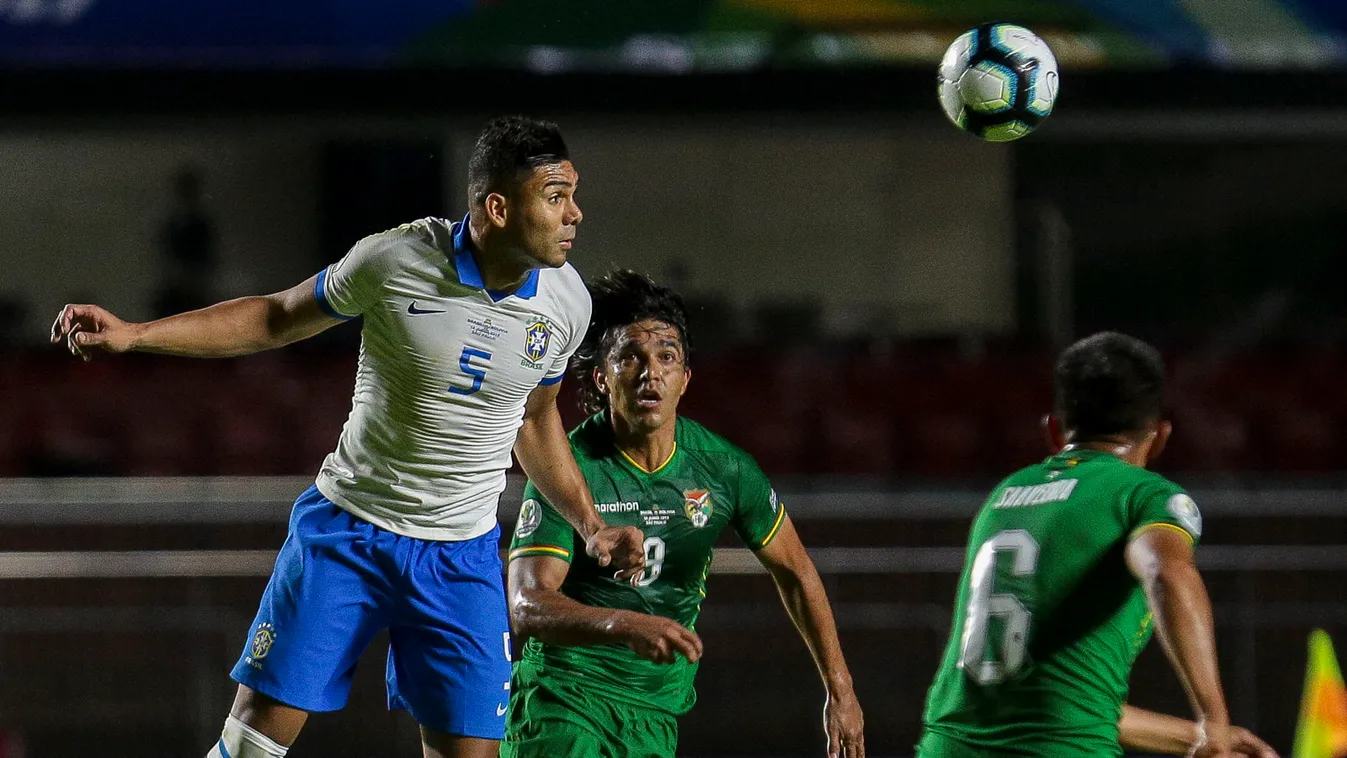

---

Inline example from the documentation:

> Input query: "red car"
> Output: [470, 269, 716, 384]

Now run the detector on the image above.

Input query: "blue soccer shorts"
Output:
[230, 485, 512, 739]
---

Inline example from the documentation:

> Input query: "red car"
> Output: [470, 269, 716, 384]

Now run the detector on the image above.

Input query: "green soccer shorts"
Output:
[501, 667, 678, 758]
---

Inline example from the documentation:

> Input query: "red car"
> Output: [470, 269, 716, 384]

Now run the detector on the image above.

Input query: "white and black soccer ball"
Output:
[938, 23, 1059, 142]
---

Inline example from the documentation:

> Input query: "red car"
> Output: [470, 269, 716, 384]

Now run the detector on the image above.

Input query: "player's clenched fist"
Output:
[586, 524, 646, 581]
[611, 611, 702, 665]
[50, 304, 138, 361]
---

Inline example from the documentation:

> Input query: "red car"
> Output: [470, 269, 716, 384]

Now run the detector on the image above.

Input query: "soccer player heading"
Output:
[503, 269, 866, 758]
[51, 116, 645, 758]
[918, 332, 1277, 758]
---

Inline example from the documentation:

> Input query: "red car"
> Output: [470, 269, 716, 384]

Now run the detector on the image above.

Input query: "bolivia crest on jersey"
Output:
[683, 489, 713, 528]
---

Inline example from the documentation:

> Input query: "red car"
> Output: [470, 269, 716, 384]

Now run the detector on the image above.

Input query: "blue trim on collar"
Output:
[452, 216, 485, 288]
[453, 215, 540, 301]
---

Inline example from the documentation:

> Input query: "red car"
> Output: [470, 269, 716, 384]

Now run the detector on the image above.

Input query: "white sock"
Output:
[205, 715, 289, 758]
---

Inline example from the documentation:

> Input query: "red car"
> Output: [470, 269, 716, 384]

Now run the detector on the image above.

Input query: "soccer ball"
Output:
[937, 23, 1059, 142]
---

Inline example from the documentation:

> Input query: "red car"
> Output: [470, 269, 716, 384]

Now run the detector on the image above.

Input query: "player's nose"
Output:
[567, 199, 583, 226]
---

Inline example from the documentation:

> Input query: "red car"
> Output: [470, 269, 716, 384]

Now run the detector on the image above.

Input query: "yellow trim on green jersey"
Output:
[617, 442, 678, 474]
[755, 504, 787, 549]
[508, 545, 572, 561]
[1129, 521, 1195, 544]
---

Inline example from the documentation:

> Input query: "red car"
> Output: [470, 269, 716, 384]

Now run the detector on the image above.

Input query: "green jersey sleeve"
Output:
[732, 454, 787, 550]
[507, 482, 579, 564]
[1127, 477, 1203, 546]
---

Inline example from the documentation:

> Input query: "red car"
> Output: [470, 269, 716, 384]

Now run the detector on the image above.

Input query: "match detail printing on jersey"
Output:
[312, 216, 591, 541]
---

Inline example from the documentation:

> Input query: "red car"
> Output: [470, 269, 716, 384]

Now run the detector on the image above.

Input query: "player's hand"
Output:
[613, 611, 702, 665]
[585, 524, 646, 583]
[823, 685, 865, 758]
[1229, 726, 1279, 758]
[1190, 721, 1237, 758]
[50, 304, 138, 361]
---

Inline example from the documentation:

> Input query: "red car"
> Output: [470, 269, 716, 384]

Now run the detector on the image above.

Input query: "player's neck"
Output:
[610, 416, 678, 474]
[1061, 439, 1148, 467]
[470, 225, 535, 293]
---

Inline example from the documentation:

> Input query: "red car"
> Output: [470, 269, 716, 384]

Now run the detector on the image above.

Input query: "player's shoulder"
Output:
[536, 263, 591, 316]
[1089, 455, 1183, 494]
[355, 217, 454, 263]
[676, 417, 758, 468]
[568, 413, 617, 461]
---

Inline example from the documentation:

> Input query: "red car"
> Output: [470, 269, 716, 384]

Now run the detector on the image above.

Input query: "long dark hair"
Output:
[572, 269, 691, 415]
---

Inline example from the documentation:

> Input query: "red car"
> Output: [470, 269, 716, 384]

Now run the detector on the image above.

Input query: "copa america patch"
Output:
[516, 498, 542, 539]
[1166, 493, 1202, 538]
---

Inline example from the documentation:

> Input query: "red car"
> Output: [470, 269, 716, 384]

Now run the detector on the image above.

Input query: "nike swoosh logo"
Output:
[407, 301, 446, 315]
[496, 703, 508, 717]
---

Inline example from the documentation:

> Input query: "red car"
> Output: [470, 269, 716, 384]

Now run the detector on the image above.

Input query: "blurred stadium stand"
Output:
[7, 0, 1347, 756]
[6, 342, 1347, 481]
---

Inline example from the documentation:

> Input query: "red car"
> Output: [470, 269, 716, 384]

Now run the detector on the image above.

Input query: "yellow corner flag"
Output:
[1294, 629, 1347, 758]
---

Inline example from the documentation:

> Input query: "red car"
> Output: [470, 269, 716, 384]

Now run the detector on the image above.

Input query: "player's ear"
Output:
[484, 192, 509, 228]
[1146, 419, 1172, 464]
[592, 366, 607, 395]
[678, 367, 691, 398]
[1043, 414, 1067, 453]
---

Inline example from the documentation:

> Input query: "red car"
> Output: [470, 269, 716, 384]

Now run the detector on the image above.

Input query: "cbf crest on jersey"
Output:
[683, 489, 713, 528]
[524, 320, 552, 363]
[246, 622, 275, 669]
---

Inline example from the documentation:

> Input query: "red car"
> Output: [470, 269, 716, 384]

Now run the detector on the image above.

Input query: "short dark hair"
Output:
[572, 269, 691, 416]
[1053, 331, 1166, 439]
[467, 116, 570, 205]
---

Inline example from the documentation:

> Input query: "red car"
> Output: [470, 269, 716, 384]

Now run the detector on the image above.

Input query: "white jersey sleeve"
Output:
[541, 271, 591, 385]
[317, 228, 406, 318]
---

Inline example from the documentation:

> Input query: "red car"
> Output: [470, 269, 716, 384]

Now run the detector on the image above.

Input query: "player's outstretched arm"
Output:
[50, 274, 341, 361]
[507, 555, 702, 664]
[1126, 526, 1236, 757]
[755, 514, 865, 758]
[513, 382, 645, 580]
[1119, 705, 1279, 757]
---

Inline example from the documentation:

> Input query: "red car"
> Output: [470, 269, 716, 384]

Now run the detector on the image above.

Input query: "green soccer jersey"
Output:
[920, 449, 1204, 757]
[507, 412, 787, 716]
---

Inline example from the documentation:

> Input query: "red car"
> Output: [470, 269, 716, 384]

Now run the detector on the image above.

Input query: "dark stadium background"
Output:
[2, 1, 1346, 756]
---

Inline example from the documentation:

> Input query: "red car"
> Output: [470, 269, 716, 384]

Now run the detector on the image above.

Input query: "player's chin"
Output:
[534, 244, 569, 268]
[623, 403, 662, 426]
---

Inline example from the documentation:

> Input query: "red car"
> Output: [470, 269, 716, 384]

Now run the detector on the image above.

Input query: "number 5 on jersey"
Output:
[450, 347, 492, 396]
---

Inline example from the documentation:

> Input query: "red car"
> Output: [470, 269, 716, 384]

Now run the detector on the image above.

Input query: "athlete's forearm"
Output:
[768, 559, 854, 694]
[1118, 704, 1204, 754]
[128, 296, 293, 358]
[511, 585, 633, 647]
[1142, 559, 1230, 726]
[514, 407, 604, 540]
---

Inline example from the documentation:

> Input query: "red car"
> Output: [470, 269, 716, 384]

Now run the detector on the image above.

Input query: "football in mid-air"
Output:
[938, 23, 1059, 142]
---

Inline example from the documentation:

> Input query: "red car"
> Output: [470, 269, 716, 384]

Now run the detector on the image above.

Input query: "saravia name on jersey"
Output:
[993, 479, 1079, 509]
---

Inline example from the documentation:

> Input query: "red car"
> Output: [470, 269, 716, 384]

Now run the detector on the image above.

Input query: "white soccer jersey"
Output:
[311, 216, 591, 541]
